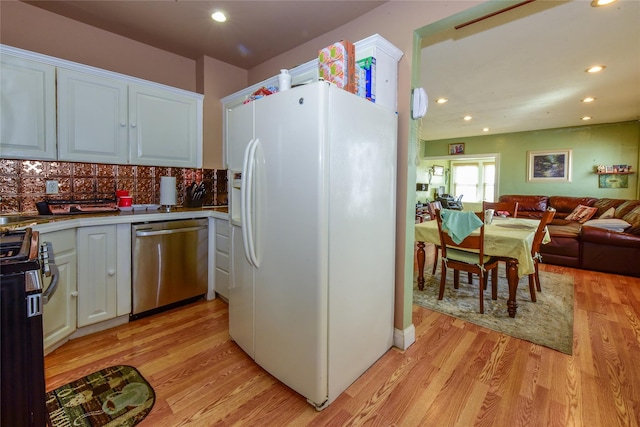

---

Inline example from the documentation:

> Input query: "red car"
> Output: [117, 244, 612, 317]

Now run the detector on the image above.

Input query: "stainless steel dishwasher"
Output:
[131, 218, 208, 318]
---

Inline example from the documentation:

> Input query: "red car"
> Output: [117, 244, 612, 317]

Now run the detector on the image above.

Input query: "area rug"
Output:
[46, 365, 155, 427]
[414, 267, 574, 354]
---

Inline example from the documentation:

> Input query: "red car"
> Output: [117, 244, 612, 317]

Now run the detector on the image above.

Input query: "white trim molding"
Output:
[393, 324, 416, 350]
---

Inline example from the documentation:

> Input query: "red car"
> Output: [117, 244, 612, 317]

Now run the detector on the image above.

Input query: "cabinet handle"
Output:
[130, 122, 137, 128]
[120, 122, 126, 127]
[71, 291, 78, 298]
[107, 269, 115, 276]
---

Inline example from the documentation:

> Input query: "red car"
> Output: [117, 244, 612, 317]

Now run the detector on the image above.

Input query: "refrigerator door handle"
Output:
[241, 137, 260, 268]
[240, 138, 253, 265]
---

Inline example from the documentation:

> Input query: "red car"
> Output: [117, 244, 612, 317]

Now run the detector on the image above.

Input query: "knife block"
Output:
[185, 192, 204, 208]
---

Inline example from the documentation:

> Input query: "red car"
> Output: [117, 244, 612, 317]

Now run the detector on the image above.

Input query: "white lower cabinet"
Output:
[41, 229, 77, 354]
[36, 215, 216, 349]
[77, 225, 118, 327]
[215, 218, 230, 299]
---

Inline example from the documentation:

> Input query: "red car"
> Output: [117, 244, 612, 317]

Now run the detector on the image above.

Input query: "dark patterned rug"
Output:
[414, 267, 574, 354]
[46, 365, 155, 427]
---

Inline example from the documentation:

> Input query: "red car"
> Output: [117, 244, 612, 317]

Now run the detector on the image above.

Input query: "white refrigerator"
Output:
[226, 81, 397, 410]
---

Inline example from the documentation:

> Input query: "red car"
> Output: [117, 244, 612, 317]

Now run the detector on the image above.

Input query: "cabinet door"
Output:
[129, 85, 199, 167]
[57, 68, 129, 164]
[0, 54, 56, 160]
[228, 224, 254, 358]
[41, 229, 77, 354]
[215, 218, 230, 299]
[77, 225, 117, 327]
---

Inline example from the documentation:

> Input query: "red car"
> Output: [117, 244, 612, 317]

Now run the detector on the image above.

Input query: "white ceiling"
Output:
[420, 0, 640, 141]
[22, 0, 387, 69]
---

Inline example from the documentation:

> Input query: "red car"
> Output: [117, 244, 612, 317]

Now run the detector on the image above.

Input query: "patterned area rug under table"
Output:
[413, 267, 574, 354]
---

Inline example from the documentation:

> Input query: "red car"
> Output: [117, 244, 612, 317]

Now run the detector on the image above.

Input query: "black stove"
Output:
[1, 227, 58, 427]
[0, 228, 40, 272]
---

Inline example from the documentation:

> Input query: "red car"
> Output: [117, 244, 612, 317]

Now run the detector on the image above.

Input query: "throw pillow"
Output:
[583, 219, 631, 232]
[598, 207, 616, 219]
[622, 205, 640, 235]
[565, 204, 598, 223]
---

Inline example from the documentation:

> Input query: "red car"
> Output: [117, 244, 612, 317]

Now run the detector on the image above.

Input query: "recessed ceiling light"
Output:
[582, 116, 592, 121]
[582, 97, 596, 103]
[211, 11, 227, 22]
[482, 128, 489, 132]
[463, 115, 472, 121]
[591, 0, 617, 6]
[586, 65, 606, 73]
[436, 98, 448, 104]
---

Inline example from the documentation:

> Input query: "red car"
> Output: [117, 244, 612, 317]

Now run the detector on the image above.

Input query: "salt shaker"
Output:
[278, 69, 291, 91]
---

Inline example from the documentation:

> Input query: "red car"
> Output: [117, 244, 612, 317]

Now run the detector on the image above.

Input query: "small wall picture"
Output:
[599, 174, 629, 188]
[605, 165, 614, 173]
[449, 143, 465, 155]
[527, 149, 572, 182]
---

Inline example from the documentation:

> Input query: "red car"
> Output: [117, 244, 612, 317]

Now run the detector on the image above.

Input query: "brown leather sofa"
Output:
[498, 195, 640, 277]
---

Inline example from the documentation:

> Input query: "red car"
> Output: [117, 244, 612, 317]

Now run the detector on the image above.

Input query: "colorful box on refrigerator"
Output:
[356, 57, 376, 103]
[355, 34, 403, 111]
[318, 40, 356, 94]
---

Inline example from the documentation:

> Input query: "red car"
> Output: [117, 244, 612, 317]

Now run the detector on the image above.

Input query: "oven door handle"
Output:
[42, 263, 60, 305]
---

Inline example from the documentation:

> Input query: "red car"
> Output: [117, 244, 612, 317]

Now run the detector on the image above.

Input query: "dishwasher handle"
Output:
[135, 225, 206, 237]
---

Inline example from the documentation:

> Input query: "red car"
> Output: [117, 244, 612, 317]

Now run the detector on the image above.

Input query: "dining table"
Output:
[414, 216, 550, 318]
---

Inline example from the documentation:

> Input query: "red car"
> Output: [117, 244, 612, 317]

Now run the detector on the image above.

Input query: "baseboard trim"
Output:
[71, 315, 129, 340]
[393, 324, 416, 350]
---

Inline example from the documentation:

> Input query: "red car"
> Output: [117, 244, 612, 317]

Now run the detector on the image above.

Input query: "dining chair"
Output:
[427, 201, 443, 274]
[435, 209, 499, 314]
[482, 201, 519, 218]
[528, 207, 556, 301]
[463, 201, 518, 285]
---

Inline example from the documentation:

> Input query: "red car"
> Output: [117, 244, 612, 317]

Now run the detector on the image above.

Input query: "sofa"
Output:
[498, 195, 640, 277]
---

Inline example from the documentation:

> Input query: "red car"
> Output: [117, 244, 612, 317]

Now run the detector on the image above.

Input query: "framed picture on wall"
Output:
[448, 143, 465, 155]
[527, 149, 572, 182]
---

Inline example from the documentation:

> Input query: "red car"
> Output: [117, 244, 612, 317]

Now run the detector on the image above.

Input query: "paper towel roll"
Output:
[160, 176, 177, 206]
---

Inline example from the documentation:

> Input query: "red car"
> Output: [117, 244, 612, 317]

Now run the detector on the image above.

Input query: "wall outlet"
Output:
[45, 180, 59, 194]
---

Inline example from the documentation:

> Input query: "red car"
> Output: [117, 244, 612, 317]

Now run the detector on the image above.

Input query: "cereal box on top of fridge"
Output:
[318, 40, 356, 94]
[356, 57, 376, 102]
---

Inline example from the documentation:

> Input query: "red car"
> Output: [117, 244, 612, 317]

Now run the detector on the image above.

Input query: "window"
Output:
[451, 160, 496, 202]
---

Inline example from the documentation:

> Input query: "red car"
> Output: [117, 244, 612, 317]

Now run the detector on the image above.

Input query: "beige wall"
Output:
[196, 56, 248, 169]
[0, 0, 196, 91]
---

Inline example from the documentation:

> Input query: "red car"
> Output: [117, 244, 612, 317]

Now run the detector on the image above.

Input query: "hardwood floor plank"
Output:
[43, 265, 640, 426]
[564, 354, 583, 427]
[375, 356, 440, 424]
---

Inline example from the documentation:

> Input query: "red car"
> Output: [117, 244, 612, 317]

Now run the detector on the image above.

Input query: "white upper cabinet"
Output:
[0, 53, 57, 160]
[57, 68, 129, 164]
[129, 85, 199, 167]
[0, 45, 203, 168]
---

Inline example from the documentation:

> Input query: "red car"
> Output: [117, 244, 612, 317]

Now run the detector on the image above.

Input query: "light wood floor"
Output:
[45, 255, 640, 426]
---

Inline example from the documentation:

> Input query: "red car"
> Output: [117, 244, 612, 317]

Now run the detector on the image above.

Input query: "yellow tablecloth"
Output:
[415, 217, 550, 277]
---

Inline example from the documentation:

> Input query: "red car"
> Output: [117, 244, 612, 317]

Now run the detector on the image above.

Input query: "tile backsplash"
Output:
[0, 159, 228, 214]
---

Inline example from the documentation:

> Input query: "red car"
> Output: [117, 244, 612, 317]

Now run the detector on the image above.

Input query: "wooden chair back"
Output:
[531, 207, 556, 256]
[435, 209, 486, 261]
[427, 201, 443, 219]
[482, 201, 519, 218]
